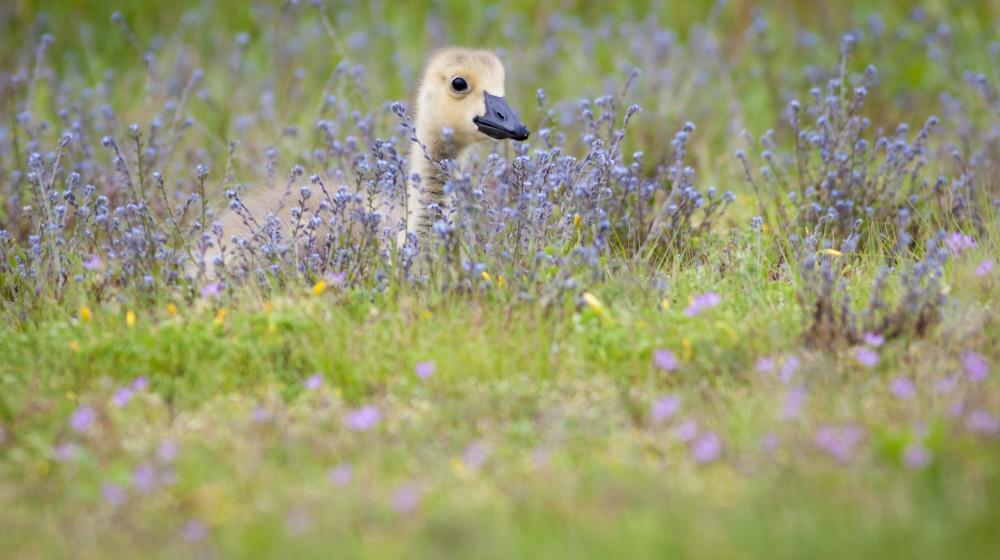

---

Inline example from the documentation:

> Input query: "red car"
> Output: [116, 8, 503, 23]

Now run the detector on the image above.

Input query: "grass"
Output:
[2, 0, 1000, 558]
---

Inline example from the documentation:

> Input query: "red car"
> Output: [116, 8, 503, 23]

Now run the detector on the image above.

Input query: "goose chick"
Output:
[195, 47, 529, 279]
[400, 47, 530, 247]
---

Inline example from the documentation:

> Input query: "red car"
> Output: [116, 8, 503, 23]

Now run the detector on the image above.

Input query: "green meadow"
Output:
[1, 1, 999, 558]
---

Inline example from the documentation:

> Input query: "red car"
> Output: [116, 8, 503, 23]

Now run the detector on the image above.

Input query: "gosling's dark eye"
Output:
[451, 77, 468, 93]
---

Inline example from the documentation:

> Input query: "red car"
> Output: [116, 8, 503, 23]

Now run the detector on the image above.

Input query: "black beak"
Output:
[473, 93, 530, 141]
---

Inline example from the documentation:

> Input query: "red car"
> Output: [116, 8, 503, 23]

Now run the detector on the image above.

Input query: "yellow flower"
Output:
[482, 271, 491, 282]
[821, 249, 843, 257]
[166, 302, 178, 316]
[126, 310, 137, 327]
[69, 340, 80, 352]
[423, 310, 433, 319]
[637, 321, 647, 330]
[450, 456, 470, 477]
[312, 280, 327, 295]
[581, 292, 603, 314]
[682, 338, 693, 362]
[661, 298, 670, 310]
[574, 213, 581, 227]
[214, 308, 227, 325]
[263, 301, 274, 314]
[268, 322, 277, 334]
[762, 223, 770, 234]
[498, 275, 506, 288]
[79, 306, 92, 322]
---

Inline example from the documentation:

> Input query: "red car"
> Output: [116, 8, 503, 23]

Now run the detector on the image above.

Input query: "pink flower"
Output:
[326, 464, 353, 486]
[691, 431, 721, 464]
[975, 259, 994, 277]
[944, 232, 977, 255]
[82, 255, 102, 271]
[888, 376, 916, 400]
[779, 355, 800, 384]
[862, 332, 885, 347]
[754, 356, 775, 373]
[180, 519, 208, 542]
[462, 441, 489, 469]
[200, 282, 221, 298]
[345, 405, 381, 431]
[650, 395, 681, 424]
[960, 351, 988, 382]
[902, 443, 931, 470]
[965, 409, 1000, 435]
[101, 482, 128, 506]
[782, 386, 807, 420]
[675, 420, 698, 442]
[304, 373, 324, 390]
[111, 386, 133, 408]
[855, 347, 880, 368]
[653, 349, 678, 371]
[390, 484, 421, 513]
[683, 291, 721, 317]
[69, 405, 95, 433]
[414, 361, 435, 379]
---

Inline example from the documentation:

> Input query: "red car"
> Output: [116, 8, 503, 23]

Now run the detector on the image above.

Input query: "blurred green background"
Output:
[4, 0, 999, 191]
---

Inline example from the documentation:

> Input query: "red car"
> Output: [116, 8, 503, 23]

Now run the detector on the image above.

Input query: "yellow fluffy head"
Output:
[413, 47, 528, 158]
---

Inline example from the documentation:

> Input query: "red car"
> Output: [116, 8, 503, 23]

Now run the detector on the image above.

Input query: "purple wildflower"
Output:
[133, 463, 158, 492]
[131, 376, 149, 391]
[251, 405, 272, 423]
[200, 282, 221, 298]
[180, 519, 208, 542]
[101, 482, 128, 506]
[345, 405, 381, 431]
[935, 375, 957, 395]
[862, 332, 885, 347]
[414, 361, 435, 379]
[782, 386, 807, 420]
[683, 291, 721, 317]
[855, 347, 880, 368]
[948, 400, 965, 418]
[960, 351, 988, 382]
[691, 431, 721, 464]
[650, 395, 681, 424]
[111, 386, 134, 408]
[157, 439, 180, 463]
[976, 259, 994, 277]
[815, 425, 865, 462]
[54, 442, 81, 462]
[82, 255, 102, 270]
[675, 420, 698, 442]
[69, 405, 96, 433]
[888, 376, 917, 400]
[965, 410, 1000, 435]
[390, 484, 421, 513]
[326, 463, 354, 486]
[760, 432, 779, 453]
[944, 232, 977, 255]
[329, 272, 347, 285]
[754, 356, 775, 373]
[304, 373, 324, 390]
[462, 441, 489, 469]
[779, 355, 800, 384]
[902, 443, 932, 470]
[654, 349, 679, 371]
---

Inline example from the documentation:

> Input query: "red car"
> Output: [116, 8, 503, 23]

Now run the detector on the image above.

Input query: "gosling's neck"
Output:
[405, 129, 469, 238]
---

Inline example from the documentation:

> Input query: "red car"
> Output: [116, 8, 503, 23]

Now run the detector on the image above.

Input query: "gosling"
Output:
[195, 47, 529, 278]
